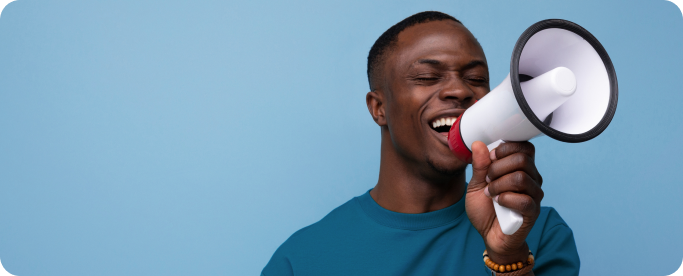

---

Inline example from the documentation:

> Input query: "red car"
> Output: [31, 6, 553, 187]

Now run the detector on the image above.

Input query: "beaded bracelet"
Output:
[483, 250, 535, 274]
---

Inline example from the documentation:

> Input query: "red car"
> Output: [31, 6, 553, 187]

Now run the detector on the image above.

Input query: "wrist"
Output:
[484, 245, 536, 275]
[486, 243, 530, 265]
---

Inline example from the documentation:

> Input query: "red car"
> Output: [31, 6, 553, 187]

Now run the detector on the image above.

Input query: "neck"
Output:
[370, 133, 467, 214]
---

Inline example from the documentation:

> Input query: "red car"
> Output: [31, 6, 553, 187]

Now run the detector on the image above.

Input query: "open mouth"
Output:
[429, 116, 458, 137]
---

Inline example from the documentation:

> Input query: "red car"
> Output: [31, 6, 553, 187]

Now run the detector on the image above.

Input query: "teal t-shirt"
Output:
[262, 190, 579, 275]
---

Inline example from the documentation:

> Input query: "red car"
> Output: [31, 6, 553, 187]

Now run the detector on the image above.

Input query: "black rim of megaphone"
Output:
[510, 19, 619, 143]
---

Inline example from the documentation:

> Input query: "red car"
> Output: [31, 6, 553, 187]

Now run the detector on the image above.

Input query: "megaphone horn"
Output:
[448, 19, 618, 235]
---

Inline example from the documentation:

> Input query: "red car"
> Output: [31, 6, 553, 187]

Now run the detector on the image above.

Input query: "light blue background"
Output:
[0, 0, 681, 275]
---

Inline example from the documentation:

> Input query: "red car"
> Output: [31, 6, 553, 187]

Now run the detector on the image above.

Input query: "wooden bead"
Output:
[528, 255, 535, 265]
[483, 250, 534, 273]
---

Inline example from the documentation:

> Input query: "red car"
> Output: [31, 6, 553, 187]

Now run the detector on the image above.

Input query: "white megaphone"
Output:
[448, 19, 618, 235]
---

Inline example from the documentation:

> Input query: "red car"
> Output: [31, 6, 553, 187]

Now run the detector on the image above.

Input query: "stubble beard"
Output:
[425, 156, 466, 176]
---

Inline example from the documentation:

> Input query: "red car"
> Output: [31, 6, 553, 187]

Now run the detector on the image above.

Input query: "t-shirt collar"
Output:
[356, 188, 467, 230]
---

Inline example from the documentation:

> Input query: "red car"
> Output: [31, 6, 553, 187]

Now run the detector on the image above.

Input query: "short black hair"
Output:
[367, 11, 461, 90]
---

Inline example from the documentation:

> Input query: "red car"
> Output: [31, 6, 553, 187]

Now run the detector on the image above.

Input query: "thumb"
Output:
[469, 141, 491, 190]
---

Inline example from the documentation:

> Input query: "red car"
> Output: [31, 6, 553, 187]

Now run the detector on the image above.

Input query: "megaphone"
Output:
[448, 19, 618, 235]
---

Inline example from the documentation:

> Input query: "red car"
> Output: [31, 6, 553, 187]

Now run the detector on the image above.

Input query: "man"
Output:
[262, 11, 579, 276]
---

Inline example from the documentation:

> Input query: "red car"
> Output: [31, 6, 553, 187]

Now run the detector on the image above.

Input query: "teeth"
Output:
[431, 116, 459, 129]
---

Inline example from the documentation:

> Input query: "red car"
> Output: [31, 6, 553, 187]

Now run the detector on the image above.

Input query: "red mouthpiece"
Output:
[447, 113, 473, 163]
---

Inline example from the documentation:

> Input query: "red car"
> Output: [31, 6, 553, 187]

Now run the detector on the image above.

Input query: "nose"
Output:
[438, 76, 475, 104]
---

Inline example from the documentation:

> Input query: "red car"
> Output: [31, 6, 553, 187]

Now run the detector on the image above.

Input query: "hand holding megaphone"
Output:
[449, 19, 618, 235]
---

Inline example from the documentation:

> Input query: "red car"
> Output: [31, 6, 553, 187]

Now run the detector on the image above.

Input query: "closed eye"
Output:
[466, 77, 488, 86]
[411, 75, 442, 85]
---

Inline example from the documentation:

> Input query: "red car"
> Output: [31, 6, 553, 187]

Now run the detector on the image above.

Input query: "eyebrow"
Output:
[462, 60, 488, 70]
[414, 59, 488, 70]
[417, 59, 442, 65]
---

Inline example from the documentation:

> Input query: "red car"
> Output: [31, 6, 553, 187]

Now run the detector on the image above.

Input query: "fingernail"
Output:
[489, 149, 497, 161]
[484, 186, 491, 198]
[493, 195, 499, 203]
[486, 175, 491, 183]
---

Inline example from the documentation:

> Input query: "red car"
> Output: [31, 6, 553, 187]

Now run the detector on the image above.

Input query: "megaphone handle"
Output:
[492, 197, 524, 235]
[487, 140, 524, 235]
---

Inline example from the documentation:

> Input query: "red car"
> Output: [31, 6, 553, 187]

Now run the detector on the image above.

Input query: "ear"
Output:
[366, 90, 387, 126]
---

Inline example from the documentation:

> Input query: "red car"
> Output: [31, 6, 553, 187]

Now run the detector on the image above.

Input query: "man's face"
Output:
[381, 20, 490, 175]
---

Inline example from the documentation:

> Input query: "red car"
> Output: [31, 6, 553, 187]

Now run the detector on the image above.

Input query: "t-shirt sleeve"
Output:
[262, 226, 313, 276]
[261, 247, 294, 276]
[533, 208, 580, 276]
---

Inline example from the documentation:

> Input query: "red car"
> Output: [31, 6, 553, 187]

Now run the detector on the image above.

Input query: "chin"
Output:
[425, 155, 467, 176]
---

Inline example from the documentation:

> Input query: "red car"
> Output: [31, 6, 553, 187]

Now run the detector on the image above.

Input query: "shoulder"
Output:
[528, 206, 574, 249]
[527, 207, 581, 275]
[284, 196, 362, 245]
[261, 197, 363, 275]
[537, 206, 569, 231]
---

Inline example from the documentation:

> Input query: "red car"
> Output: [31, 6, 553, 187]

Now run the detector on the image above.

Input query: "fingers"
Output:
[492, 141, 535, 161]
[487, 171, 544, 204]
[494, 192, 540, 217]
[485, 141, 544, 212]
[487, 152, 543, 185]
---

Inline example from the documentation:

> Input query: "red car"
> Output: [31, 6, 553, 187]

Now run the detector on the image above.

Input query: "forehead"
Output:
[389, 20, 485, 71]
